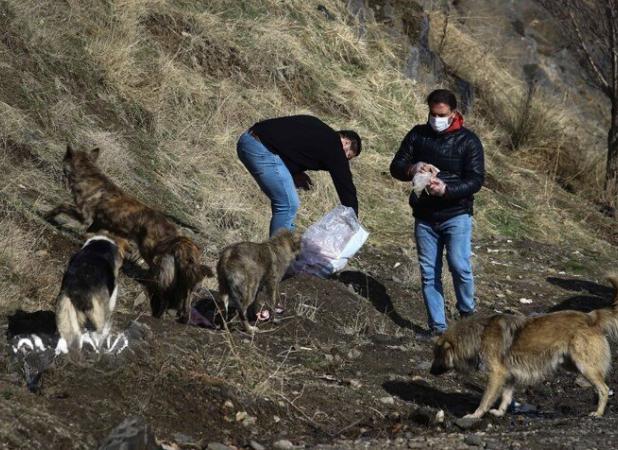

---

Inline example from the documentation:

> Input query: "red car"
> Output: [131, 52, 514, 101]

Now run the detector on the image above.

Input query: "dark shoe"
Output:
[459, 310, 476, 319]
[415, 328, 444, 342]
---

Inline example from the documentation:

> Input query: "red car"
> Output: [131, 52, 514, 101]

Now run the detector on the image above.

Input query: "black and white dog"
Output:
[55, 235, 127, 354]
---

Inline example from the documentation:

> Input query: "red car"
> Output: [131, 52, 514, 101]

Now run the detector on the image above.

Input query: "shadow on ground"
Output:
[335, 271, 424, 333]
[383, 379, 478, 417]
[546, 277, 613, 312]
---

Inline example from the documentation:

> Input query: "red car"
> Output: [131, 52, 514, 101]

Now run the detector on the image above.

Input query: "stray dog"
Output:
[55, 235, 128, 353]
[46, 145, 213, 322]
[217, 229, 301, 333]
[431, 276, 618, 418]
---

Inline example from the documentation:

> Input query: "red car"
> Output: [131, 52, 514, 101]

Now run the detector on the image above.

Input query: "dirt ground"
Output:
[2, 237, 618, 449]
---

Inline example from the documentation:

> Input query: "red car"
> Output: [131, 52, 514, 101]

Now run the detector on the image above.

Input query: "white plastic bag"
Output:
[291, 205, 369, 277]
[411, 172, 432, 196]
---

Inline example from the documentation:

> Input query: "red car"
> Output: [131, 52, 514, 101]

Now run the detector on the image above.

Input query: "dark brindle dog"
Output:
[47, 145, 213, 322]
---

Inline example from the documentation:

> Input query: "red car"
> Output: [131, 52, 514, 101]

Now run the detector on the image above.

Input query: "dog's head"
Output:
[272, 229, 303, 257]
[430, 335, 455, 376]
[114, 236, 130, 264]
[63, 144, 101, 185]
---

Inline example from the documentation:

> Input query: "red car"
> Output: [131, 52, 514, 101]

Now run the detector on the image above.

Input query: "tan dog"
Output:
[217, 229, 301, 333]
[431, 276, 618, 418]
[47, 145, 212, 322]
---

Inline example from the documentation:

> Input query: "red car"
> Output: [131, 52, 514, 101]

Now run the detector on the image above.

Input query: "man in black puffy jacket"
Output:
[390, 89, 484, 339]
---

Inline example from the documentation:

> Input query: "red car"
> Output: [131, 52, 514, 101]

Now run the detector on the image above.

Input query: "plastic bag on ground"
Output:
[291, 205, 369, 277]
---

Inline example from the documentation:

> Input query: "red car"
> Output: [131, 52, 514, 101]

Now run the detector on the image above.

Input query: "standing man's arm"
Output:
[390, 129, 417, 181]
[441, 134, 485, 199]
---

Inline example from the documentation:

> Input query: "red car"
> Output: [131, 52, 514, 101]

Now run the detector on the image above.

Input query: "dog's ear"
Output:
[89, 147, 101, 162]
[115, 237, 130, 259]
[200, 264, 215, 279]
[64, 144, 74, 160]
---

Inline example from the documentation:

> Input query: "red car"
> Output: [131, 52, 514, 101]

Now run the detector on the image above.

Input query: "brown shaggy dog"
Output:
[430, 276, 618, 418]
[217, 229, 301, 333]
[47, 145, 213, 322]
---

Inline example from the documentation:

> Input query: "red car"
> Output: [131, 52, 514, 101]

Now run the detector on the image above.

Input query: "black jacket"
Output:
[390, 123, 484, 222]
[251, 115, 358, 215]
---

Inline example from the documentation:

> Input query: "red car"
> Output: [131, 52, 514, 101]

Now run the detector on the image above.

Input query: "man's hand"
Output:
[293, 172, 313, 190]
[427, 177, 447, 197]
[407, 162, 440, 178]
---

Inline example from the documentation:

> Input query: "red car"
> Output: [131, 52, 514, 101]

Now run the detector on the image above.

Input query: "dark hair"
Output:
[338, 130, 362, 156]
[427, 89, 457, 110]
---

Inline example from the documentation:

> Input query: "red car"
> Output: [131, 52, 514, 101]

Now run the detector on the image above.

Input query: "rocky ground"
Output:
[2, 234, 618, 449]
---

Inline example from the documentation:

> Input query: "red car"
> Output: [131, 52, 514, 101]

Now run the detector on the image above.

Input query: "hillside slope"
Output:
[1, 0, 618, 448]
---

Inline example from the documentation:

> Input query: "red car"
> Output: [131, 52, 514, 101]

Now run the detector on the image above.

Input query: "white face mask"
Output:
[429, 115, 451, 132]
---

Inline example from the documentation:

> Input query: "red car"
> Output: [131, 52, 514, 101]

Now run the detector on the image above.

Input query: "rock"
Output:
[124, 320, 153, 342]
[172, 433, 195, 446]
[273, 439, 295, 449]
[207, 444, 233, 450]
[347, 348, 362, 360]
[464, 434, 483, 446]
[223, 400, 234, 409]
[408, 441, 427, 449]
[454, 417, 482, 431]
[379, 396, 395, 405]
[250, 441, 266, 450]
[242, 415, 257, 427]
[98, 416, 159, 450]
[511, 401, 537, 414]
[133, 292, 147, 308]
[415, 361, 431, 371]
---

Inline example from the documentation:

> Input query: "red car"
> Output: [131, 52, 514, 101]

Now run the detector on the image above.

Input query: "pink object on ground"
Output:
[189, 307, 215, 328]
[256, 310, 271, 321]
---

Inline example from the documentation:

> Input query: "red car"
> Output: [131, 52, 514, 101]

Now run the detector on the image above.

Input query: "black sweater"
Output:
[390, 124, 484, 222]
[250, 115, 358, 214]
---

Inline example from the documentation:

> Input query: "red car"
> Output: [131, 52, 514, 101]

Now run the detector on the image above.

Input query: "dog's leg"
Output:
[220, 293, 229, 316]
[86, 301, 108, 351]
[465, 368, 507, 419]
[489, 383, 514, 417]
[55, 337, 69, 355]
[577, 363, 610, 417]
[45, 203, 84, 223]
[242, 282, 260, 334]
[265, 273, 280, 310]
[238, 306, 258, 334]
[572, 335, 611, 417]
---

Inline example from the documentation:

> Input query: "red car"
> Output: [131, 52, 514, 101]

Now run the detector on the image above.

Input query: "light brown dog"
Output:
[47, 145, 212, 322]
[431, 276, 618, 418]
[217, 229, 301, 333]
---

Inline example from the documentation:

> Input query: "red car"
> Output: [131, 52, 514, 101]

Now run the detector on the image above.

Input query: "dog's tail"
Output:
[152, 236, 213, 319]
[55, 294, 81, 351]
[596, 275, 618, 339]
[172, 236, 213, 287]
[156, 237, 213, 289]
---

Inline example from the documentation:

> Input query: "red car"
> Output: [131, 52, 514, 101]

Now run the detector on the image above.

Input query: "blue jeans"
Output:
[414, 214, 475, 332]
[237, 132, 299, 236]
